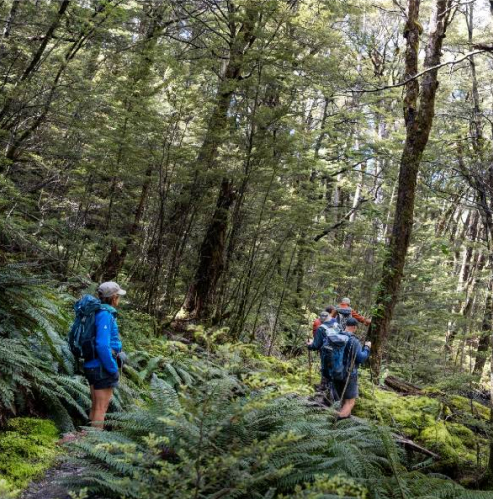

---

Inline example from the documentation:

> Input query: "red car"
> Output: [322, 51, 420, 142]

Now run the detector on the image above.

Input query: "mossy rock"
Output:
[0, 418, 59, 493]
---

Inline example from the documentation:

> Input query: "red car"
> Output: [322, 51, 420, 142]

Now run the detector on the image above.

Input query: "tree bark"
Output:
[369, 0, 453, 377]
[2, 0, 20, 39]
[178, 3, 259, 322]
[473, 281, 493, 377]
[181, 179, 236, 320]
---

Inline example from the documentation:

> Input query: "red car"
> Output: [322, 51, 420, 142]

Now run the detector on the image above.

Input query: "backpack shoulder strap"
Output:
[343, 333, 359, 361]
[99, 304, 117, 315]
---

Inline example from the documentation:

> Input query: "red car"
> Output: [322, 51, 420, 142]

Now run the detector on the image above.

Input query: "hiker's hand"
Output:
[116, 352, 128, 367]
[306, 339, 312, 346]
[364, 341, 371, 348]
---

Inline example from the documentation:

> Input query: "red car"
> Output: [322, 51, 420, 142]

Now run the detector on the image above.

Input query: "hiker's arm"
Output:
[307, 328, 323, 350]
[354, 338, 370, 364]
[95, 311, 119, 373]
[351, 309, 371, 326]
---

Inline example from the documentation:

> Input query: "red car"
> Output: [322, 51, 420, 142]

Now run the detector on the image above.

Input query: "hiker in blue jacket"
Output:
[333, 317, 371, 418]
[84, 281, 126, 428]
[307, 308, 339, 389]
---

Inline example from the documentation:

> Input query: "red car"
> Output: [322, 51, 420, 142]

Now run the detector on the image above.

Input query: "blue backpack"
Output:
[68, 295, 102, 361]
[320, 323, 350, 381]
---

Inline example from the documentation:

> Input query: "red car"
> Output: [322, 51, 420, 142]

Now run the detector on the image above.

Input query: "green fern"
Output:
[64, 343, 491, 499]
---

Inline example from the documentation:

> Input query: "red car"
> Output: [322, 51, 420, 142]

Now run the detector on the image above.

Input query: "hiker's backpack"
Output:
[320, 324, 350, 381]
[68, 295, 101, 361]
[336, 307, 352, 331]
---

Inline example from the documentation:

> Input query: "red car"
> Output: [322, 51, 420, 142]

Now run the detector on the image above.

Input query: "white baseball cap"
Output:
[97, 281, 126, 298]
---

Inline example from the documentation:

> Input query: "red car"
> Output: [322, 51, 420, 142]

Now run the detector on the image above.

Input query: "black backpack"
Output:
[336, 307, 352, 331]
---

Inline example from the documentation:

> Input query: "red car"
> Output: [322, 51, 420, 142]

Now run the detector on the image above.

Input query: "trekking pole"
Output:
[308, 349, 313, 386]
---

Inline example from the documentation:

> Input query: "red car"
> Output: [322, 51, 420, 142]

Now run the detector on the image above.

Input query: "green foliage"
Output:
[0, 418, 59, 492]
[65, 342, 489, 499]
[355, 377, 489, 475]
[0, 265, 91, 429]
[281, 475, 368, 499]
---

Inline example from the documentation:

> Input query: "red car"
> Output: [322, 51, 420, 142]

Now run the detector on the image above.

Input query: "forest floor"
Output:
[19, 460, 85, 499]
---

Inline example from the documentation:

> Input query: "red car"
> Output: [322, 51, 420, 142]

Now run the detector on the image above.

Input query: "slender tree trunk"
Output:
[473, 282, 493, 376]
[178, 5, 259, 322]
[0, 0, 71, 127]
[100, 165, 154, 282]
[369, 0, 453, 377]
[2, 0, 20, 39]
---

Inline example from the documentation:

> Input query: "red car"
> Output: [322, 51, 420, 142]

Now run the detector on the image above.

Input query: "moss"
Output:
[448, 395, 490, 420]
[355, 378, 441, 439]
[420, 422, 476, 464]
[0, 418, 59, 494]
[0, 480, 18, 499]
[354, 377, 488, 475]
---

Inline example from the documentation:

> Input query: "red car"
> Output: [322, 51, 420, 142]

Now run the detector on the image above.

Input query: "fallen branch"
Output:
[393, 434, 440, 459]
[384, 375, 423, 395]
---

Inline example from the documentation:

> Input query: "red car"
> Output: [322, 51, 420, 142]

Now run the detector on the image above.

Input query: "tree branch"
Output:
[352, 48, 490, 94]
[313, 198, 368, 242]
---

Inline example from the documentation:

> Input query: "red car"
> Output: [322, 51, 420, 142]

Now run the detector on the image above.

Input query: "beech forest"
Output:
[2, 1, 493, 498]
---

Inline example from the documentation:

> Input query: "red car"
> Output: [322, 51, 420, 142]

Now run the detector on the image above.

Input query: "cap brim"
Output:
[117, 289, 127, 296]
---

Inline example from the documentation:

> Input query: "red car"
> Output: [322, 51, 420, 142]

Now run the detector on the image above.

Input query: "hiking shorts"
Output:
[332, 373, 358, 400]
[84, 366, 119, 390]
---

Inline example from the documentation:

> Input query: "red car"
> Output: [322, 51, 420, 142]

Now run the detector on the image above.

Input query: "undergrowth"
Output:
[1, 277, 492, 498]
[64, 337, 492, 499]
[0, 418, 59, 492]
[355, 375, 490, 479]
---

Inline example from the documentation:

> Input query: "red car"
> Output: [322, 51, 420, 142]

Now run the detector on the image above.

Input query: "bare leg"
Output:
[338, 398, 356, 418]
[91, 387, 113, 429]
[89, 385, 95, 422]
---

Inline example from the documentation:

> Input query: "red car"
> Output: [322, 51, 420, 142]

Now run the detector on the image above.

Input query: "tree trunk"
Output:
[100, 165, 153, 282]
[369, 0, 453, 377]
[473, 281, 493, 376]
[178, 5, 259, 322]
[181, 179, 236, 320]
[483, 308, 493, 485]
[2, 0, 20, 39]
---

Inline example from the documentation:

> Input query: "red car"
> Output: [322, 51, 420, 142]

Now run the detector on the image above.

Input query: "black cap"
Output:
[346, 317, 358, 327]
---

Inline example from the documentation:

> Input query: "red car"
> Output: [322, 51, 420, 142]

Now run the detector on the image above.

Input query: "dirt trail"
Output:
[20, 461, 85, 499]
